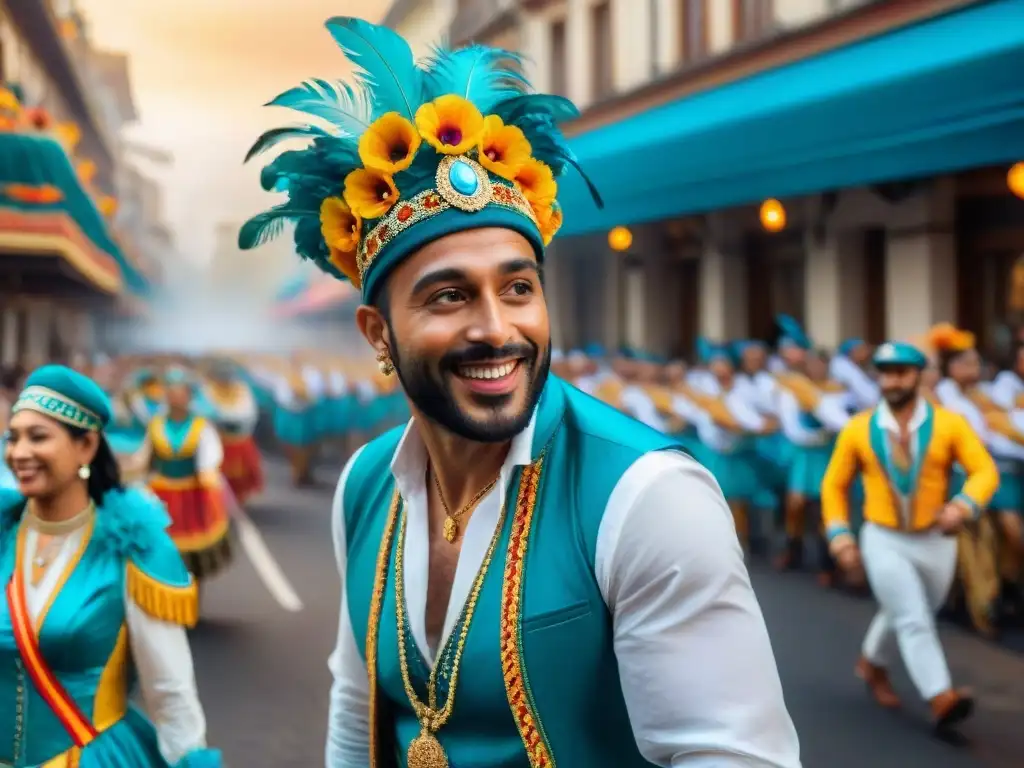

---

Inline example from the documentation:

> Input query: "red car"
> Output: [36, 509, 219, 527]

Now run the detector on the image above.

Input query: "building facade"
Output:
[505, 0, 1024, 360]
[0, 0, 165, 364]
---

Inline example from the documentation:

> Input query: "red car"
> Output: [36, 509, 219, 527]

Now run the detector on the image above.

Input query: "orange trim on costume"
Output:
[170, 516, 230, 553]
[7, 527, 98, 748]
[149, 474, 203, 491]
[500, 461, 554, 767]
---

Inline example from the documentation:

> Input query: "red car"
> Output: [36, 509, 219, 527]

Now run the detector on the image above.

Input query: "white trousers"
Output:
[860, 523, 958, 701]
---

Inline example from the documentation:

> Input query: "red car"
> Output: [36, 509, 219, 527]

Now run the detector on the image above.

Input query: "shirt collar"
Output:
[390, 408, 539, 500]
[876, 395, 928, 434]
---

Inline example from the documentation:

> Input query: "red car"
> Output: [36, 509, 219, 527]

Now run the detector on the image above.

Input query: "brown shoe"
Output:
[930, 689, 974, 731]
[855, 657, 901, 708]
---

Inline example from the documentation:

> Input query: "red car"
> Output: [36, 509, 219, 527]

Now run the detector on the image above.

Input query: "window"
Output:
[680, 0, 707, 64]
[549, 18, 568, 97]
[591, 0, 613, 100]
[733, 0, 774, 43]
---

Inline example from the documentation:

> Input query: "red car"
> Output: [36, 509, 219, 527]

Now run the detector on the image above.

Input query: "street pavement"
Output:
[189, 460, 1024, 767]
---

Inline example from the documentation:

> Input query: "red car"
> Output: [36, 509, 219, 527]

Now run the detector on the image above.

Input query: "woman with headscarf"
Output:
[2, 364, 220, 766]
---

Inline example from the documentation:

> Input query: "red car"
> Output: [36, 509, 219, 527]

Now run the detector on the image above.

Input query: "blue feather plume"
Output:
[492, 95, 603, 209]
[325, 17, 421, 122]
[419, 45, 528, 113]
[265, 79, 371, 139]
[243, 124, 335, 163]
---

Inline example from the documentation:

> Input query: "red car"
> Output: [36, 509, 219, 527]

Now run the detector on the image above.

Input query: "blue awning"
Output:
[558, 0, 1024, 236]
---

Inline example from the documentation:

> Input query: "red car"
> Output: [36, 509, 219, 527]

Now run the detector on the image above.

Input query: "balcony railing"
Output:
[449, 0, 517, 46]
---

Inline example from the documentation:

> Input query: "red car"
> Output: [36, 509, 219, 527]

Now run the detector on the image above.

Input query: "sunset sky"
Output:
[75, 0, 388, 265]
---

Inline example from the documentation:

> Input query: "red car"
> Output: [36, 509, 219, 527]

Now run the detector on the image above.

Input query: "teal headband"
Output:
[13, 385, 104, 431]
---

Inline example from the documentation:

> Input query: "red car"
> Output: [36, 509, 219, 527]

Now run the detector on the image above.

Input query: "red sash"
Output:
[6, 542, 98, 748]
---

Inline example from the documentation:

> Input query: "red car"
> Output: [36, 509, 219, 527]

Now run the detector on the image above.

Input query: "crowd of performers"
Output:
[551, 315, 1024, 642]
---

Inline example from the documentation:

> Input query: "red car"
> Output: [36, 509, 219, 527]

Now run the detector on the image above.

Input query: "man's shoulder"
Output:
[335, 423, 406, 527]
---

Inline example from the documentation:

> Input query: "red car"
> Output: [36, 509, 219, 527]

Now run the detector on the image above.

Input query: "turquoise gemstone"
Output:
[449, 160, 479, 196]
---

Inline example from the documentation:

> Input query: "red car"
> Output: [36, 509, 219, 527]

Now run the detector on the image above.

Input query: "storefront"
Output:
[0, 130, 145, 363]
[553, 0, 1024, 353]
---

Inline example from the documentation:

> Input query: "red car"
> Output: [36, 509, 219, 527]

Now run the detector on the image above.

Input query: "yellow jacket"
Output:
[822, 403, 998, 538]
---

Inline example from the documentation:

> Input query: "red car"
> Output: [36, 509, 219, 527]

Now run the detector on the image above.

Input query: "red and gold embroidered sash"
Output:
[6, 547, 98, 748]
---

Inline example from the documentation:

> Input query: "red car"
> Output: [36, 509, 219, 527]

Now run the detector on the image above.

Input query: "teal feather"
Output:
[265, 78, 371, 138]
[491, 93, 579, 125]
[325, 17, 421, 121]
[419, 45, 528, 113]
[239, 203, 311, 250]
[244, 124, 335, 163]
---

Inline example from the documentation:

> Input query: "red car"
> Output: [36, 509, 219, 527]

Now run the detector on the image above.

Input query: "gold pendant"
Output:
[443, 516, 458, 543]
[407, 729, 449, 768]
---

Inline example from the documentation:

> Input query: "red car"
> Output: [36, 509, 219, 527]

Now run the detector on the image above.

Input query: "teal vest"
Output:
[0, 488, 193, 765]
[150, 416, 204, 480]
[343, 377, 680, 767]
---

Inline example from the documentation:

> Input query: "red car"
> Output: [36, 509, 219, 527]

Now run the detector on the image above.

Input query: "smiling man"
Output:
[241, 17, 799, 768]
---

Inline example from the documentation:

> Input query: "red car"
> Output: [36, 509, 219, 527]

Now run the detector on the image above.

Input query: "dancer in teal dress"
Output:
[1, 365, 220, 767]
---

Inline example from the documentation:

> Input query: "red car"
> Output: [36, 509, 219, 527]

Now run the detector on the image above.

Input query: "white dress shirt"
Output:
[828, 356, 880, 411]
[990, 370, 1024, 411]
[326, 411, 801, 767]
[935, 378, 1024, 464]
[202, 384, 259, 437]
[22, 525, 207, 764]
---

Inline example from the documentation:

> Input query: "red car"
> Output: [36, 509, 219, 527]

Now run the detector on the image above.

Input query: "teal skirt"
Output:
[787, 443, 835, 500]
[273, 406, 314, 447]
[702, 449, 764, 504]
[72, 706, 167, 767]
[952, 465, 1021, 511]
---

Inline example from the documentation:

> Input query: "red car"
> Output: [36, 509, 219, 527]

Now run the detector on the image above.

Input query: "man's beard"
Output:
[391, 336, 550, 443]
[882, 386, 916, 410]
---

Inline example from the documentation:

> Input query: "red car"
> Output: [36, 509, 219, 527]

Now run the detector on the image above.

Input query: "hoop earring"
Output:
[376, 348, 395, 376]
[78, 464, 91, 481]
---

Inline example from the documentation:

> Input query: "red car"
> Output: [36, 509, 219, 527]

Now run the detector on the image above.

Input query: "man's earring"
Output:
[376, 348, 395, 376]
[78, 464, 91, 480]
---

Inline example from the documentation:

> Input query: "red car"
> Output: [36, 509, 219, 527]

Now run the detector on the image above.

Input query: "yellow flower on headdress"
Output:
[320, 197, 362, 254]
[415, 95, 484, 156]
[329, 248, 362, 288]
[536, 201, 563, 246]
[515, 157, 557, 209]
[358, 113, 421, 174]
[477, 115, 532, 181]
[343, 168, 398, 220]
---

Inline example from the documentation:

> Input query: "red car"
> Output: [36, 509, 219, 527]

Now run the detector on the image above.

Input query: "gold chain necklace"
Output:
[395, 491, 509, 768]
[432, 468, 500, 543]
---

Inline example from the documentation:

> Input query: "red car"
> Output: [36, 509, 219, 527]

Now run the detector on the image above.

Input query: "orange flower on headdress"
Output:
[515, 157, 557, 209]
[535, 201, 563, 246]
[414, 95, 484, 156]
[927, 323, 975, 353]
[320, 197, 362, 254]
[477, 115, 531, 181]
[358, 113, 421, 174]
[343, 168, 398, 220]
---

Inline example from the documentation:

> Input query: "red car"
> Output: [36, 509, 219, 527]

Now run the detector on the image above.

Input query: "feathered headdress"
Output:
[239, 17, 602, 302]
